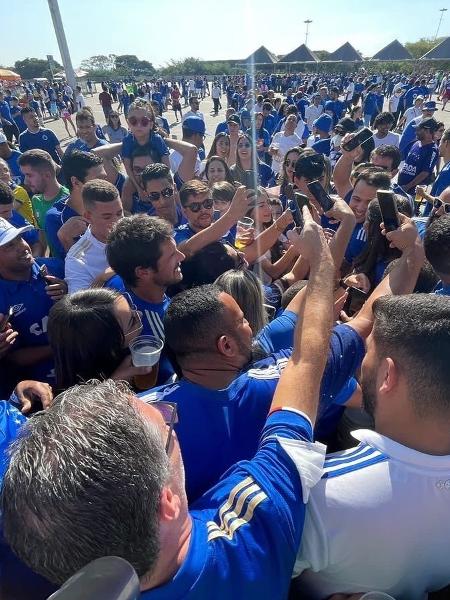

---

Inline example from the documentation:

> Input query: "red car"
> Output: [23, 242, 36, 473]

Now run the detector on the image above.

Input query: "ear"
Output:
[135, 265, 152, 282]
[216, 334, 236, 358]
[159, 485, 181, 523]
[379, 357, 398, 395]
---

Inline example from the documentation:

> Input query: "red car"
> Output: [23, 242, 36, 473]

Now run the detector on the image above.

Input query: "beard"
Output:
[361, 368, 378, 420]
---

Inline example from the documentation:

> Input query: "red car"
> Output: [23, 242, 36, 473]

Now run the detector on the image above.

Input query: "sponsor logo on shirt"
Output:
[11, 303, 26, 317]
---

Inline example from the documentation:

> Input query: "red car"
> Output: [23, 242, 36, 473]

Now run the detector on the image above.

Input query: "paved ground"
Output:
[44, 90, 450, 155]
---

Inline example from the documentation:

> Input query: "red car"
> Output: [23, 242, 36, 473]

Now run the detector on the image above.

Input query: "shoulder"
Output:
[322, 440, 389, 480]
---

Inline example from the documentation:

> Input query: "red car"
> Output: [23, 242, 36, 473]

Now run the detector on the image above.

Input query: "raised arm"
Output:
[332, 133, 361, 200]
[270, 207, 335, 424]
[348, 214, 424, 340]
[164, 138, 198, 183]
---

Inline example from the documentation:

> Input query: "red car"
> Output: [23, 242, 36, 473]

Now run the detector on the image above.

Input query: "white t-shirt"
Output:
[345, 82, 355, 101]
[373, 130, 400, 148]
[182, 110, 205, 122]
[65, 227, 108, 294]
[305, 104, 323, 129]
[294, 429, 450, 600]
[270, 131, 302, 175]
[169, 149, 202, 177]
[75, 93, 86, 111]
[403, 106, 422, 126]
[389, 94, 400, 113]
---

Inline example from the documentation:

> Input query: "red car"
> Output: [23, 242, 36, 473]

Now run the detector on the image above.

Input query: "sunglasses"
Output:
[148, 187, 174, 203]
[184, 197, 214, 213]
[128, 116, 153, 127]
[433, 198, 450, 214]
[147, 400, 178, 454]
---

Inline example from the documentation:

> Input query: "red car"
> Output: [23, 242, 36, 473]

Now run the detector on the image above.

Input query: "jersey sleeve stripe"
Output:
[323, 454, 388, 479]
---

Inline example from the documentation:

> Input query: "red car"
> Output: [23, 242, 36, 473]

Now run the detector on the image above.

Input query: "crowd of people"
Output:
[0, 66, 449, 600]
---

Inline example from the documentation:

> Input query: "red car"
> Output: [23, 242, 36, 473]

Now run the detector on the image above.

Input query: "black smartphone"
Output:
[243, 170, 257, 190]
[377, 190, 400, 232]
[341, 127, 373, 152]
[307, 180, 335, 212]
[284, 183, 295, 200]
[341, 284, 368, 317]
[0, 306, 14, 332]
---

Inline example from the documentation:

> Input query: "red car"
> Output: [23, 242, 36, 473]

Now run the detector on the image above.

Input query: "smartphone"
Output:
[39, 264, 49, 279]
[307, 180, 335, 212]
[0, 306, 14, 332]
[377, 190, 400, 232]
[341, 284, 368, 317]
[284, 183, 295, 200]
[341, 127, 373, 152]
[242, 170, 257, 190]
[289, 200, 303, 230]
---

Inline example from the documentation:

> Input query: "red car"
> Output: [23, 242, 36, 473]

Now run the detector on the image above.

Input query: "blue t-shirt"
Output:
[0, 100, 12, 121]
[43, 197, 76, 259]
[10, 106, 27, 133]
[64, 137, 108, 155]
[363, 92, 378, 116]
[257, 310, 297, 354]
[174, 223, 234, 247]
[431, 161, 450, 197]
[0, 258, 64, 383]
[144, 324, 364, 501]
[140, 410, 314, 599]
[312, 137, 331, 157]
[345, 221, 368, 264]
[399, 118, 418, 160]
[106, 275, 174, 385]
[6, 149, 24, 185]
[19, 128, 61, 164]
[9, 211, 39, 247]
[398, 141, 439, 193]
[0, 400, 26, 484]
[121, 132, 169, 162]
[434, 282, 450, 296]
[403, 86, 422, 110]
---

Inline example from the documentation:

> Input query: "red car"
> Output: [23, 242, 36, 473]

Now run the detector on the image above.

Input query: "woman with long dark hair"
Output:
[230, 134, 275, 188]
[204, 156, 236, 187]
[207, 132, 231, 164]
[48, 288, 147, 391]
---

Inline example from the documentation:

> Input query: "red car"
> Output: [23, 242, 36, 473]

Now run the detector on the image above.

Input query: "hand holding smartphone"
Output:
[377, 190, 400, 232]
[290, 192, 310, 230]
[0, 306, 14, 333]
[341, 127, 373, 153]
[307, 180, 335, 212]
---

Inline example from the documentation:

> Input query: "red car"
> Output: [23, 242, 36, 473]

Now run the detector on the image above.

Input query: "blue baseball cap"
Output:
[313, 114, 333, 133]
[422, 101, 437, 112]
[182, 116, 206, 135]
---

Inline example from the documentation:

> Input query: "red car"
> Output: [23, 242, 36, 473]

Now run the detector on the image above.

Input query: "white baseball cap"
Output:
[0, 217, 33, 247]
[0, 131, 7, 144]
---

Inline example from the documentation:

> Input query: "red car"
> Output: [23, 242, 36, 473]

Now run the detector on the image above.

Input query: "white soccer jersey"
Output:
[294, 429, 450, 600]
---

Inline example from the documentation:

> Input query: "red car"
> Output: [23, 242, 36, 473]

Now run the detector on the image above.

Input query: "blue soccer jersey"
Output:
[143, 324, 364, 501]
[141, 409, 325, 600]
[19, 128, 61, 164]
[398, 141, 439, 193]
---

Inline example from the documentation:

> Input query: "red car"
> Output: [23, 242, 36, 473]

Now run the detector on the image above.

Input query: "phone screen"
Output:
[342, 127, 373, 152]
[377, 190, 400, 232]
[307, 181, 335, 212]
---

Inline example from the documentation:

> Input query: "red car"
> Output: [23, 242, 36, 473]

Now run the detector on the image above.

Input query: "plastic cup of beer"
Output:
[235, 217, 254, 251]
[129, 335, 163, 391]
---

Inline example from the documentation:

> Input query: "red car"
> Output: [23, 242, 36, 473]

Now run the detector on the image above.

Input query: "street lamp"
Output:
[47, 0, 76, 89]
[304, 20, 312, 46]
[435, 8, 447, 41]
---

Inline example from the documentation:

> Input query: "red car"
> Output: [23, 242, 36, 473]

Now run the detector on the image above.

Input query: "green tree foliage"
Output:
[80, 54, 116, 72]
[159, 57, 233, 76]
[115, 55, 155, 76]
[405, 37, 445, 59]
[14, 57, 62, 79]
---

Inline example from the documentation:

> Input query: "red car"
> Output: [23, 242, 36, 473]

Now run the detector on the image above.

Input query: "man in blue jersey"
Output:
[64, 108, 109, 154]
[424, 214, 450, 296]
[398, 100, 438, 160]
[0, 208, 337, 597]
[0, 218, 66, 386]
[398, 118, 439, 195]
[0, 131, 24, 185]
[19, 107, 63, 165]
[105, 214, 184, 384]
[293, 247, 449, 600]
[311, 114, 333, 157]
[140, 163, 186, 227]
[429, 127, 450, 197]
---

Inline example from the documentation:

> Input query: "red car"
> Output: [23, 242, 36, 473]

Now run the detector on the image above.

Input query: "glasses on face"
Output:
[147, 187, 174, 203]
[184, 197, 214, 213]
[147, 400, 178, 454]
[433, 198, 450, 214]
[128, 116, 153, 127]
[123, 292, 143, 337]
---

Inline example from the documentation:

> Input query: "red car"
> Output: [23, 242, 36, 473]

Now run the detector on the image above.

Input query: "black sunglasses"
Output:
[184, 197, 214, 213]
[148, 187, 174, 202]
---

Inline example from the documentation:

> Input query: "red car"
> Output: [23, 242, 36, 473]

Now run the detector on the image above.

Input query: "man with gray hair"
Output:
[2, 207, 335, 598]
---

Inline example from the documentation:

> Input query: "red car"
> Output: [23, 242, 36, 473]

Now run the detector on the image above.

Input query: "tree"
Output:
[14, 57, 62, 80]
[114, 55, 155, 75]
[80, 54, 116, 72]
[405, 37, 445, 59]
[313, 50, 331, 62]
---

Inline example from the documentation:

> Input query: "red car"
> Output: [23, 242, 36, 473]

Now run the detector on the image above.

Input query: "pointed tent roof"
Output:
[327, 42, 363, 62]
[420, 37, 450, 60]
[245, 45, 278, 64]
[280, 44, 318, 63]
[372, 39, 413, 61]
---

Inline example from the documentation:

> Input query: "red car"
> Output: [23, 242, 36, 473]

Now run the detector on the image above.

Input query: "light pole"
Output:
[47, 0, 76, 89]
[304, 19, 312, 46]
[435, 8, 447, 41]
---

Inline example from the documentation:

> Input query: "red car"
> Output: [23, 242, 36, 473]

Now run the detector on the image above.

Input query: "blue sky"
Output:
[2, 0, 449, 68]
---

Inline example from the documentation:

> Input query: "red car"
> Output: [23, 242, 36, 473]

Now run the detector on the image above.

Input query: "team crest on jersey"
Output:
[11, 303, 26, 317]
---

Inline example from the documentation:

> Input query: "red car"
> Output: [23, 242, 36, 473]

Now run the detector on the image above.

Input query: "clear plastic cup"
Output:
[129, 335, 163, 390]
[235, 217, 254, 250]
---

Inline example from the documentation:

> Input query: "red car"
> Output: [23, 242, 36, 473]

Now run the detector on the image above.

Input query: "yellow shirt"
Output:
[12, 185, 36, 226]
